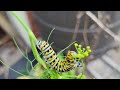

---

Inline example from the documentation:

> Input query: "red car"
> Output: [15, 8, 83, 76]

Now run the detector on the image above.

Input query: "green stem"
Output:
[11, 11, 37, 42]
[77, 60, 85, 79]
[28, 31, 47, 69]
[47, 28, 55, 42]
[81, 60, 85, 74]
[12, 37, 34, 71]
[0, 59, 26, 76]
[57, 41, 76, 56]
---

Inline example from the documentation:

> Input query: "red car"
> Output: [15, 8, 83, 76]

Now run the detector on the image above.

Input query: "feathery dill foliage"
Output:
[7, 11, 91, 79]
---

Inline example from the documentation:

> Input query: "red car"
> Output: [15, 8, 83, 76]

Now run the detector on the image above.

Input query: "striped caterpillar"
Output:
[36, 40, 79, 72]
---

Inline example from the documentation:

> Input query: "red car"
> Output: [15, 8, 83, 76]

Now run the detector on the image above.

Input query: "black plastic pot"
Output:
[32, 11, 118, 58]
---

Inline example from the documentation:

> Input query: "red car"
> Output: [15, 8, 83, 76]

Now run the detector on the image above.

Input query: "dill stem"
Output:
[11, 11, 37, 42]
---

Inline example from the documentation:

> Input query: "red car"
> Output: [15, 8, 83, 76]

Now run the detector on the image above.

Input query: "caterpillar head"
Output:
[36, 40, 48, 51]
[36, 40, 42, 50]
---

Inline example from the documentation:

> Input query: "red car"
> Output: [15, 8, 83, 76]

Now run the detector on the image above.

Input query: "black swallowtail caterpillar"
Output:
[36, 41, 89, 72]
[36, 40, 83, 72]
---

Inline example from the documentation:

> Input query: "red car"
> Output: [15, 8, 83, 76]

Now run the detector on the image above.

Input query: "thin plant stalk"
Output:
[0, 59, 25, 76]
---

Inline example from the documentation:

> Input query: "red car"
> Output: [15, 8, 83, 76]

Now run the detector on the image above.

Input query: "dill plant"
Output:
[0, 11, 91, 79]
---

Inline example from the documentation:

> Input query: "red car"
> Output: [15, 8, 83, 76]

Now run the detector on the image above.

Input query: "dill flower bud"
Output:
[74, 43, 78, 47]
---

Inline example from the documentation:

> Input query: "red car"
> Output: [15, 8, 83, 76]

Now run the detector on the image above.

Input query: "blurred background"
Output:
[0, 11, 120, 79]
